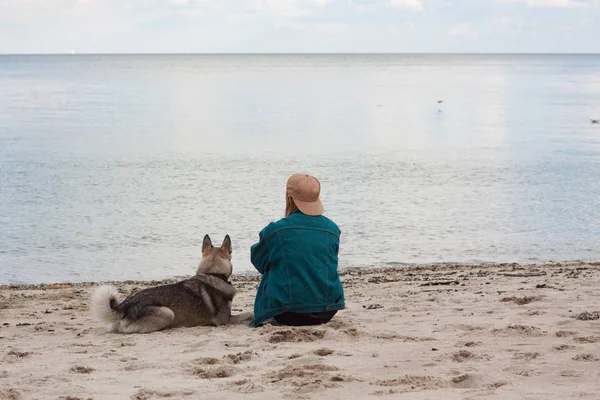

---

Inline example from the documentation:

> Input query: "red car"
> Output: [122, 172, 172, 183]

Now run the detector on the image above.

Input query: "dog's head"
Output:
[196, 234, 233, 278]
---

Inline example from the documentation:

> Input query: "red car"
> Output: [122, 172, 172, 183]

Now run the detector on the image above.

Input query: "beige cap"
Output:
[286, 173, 324, 216]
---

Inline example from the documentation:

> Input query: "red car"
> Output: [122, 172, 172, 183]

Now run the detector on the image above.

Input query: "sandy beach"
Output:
[1, 263, 600, 400]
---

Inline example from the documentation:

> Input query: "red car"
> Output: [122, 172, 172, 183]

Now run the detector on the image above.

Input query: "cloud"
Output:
[276, 20, 347, 33]
[486, 16, 526, 36]
[390, 0, 423, 10]
[494, 0, 599, 7]
[449, 22, 478, 37]
[0, 0, 599, 53]
[247, 0, 334, 18]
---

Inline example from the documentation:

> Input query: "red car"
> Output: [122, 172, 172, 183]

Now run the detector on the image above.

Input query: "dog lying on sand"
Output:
[91, 235, 253, 334]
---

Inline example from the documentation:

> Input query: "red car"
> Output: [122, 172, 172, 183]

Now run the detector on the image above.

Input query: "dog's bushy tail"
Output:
[91, 285, 123, 323]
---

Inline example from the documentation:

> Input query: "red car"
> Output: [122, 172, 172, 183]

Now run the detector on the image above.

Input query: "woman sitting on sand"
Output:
[249, 173, 345, 327]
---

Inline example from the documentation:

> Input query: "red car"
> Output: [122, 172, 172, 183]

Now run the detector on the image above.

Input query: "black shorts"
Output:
[274, 310, 337, 327]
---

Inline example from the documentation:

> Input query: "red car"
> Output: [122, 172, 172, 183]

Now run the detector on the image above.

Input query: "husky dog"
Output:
[91, 235, 253, 334]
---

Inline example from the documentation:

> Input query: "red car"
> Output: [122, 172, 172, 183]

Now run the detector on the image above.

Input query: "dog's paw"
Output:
[231, 312, 254, 325]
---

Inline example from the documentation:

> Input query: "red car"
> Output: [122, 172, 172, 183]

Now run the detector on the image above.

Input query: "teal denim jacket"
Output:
[249, 211, 345, 327]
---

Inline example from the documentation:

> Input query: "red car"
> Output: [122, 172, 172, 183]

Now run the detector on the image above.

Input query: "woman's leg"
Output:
[274, 311, 337, 327]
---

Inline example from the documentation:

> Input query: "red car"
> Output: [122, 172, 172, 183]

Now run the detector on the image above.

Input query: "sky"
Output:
[0, 0, 599, 54]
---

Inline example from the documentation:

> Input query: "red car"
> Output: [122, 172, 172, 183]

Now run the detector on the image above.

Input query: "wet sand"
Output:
[1, 263, 600, 400]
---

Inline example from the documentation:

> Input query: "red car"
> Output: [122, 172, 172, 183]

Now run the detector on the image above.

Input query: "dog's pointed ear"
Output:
[221, 235, 232, 255]
[202, 234, 213, 253]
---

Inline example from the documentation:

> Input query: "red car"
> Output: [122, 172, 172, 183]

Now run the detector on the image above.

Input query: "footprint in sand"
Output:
[572, 354, 600, 362]
[573, 336, 600, 344]
[313, 348, 334, 356]
[560, 370, 583, 377]
[441, 324, 487, 334]
[446, 350, 491, 363]
[5, 349, 33, 363]
[451, 350, 475, 363]
[371, 371, 506, 396]
[191, 357, 221, 365]
[70, 365, 94, 374]
[327, 320, 362, 338]
[114, 341, 136, 348]
[500, 296, 542, 305]
[573, 311, 600, 321]
[189, 365, 236, 379]
[267, 363, 342, 393]
[452, 373, 490, 389]
[376, 333, 436, 342]
[224, 350, 254, 364]
[420, 372, 498, 390]
[119, 356, 138, 363]
[123, 364, 145, 372]
[553, 344, 578, 351]
[131, 388, 195, 400]
[0, 388, 22, 400]
[512, 352, 541, 361]
[555, 331, 578, 337]
[268, 328, 326, 343]
[514, 370, 535, 377]
[221, 341, 250, 349]
[231, 379, 265, 394]
[525, 310, 547, 316]
[371, 374, 455, 394]
[186, 357, 237, 379]
[491, 325, 546, 337]
[455, 341, 482, 348]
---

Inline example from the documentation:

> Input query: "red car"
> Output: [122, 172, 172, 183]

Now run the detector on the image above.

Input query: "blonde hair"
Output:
[285, 193, 299, 217]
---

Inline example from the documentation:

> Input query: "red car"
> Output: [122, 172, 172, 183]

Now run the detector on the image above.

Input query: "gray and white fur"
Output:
[91, 235, 253, 334]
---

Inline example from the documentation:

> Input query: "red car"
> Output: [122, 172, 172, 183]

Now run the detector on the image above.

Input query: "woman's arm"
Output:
[250, 231, 269, 275]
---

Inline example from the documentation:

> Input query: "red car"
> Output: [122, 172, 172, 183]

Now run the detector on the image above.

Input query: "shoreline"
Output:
[2, 261, 599, 290]
[2, 263, 600, 399]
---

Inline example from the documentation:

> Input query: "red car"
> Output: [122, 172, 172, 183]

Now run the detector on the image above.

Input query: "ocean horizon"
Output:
[2, 52, 600, 54]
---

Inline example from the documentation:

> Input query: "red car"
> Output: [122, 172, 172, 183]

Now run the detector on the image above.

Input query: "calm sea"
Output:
[1, 54, 599, 284]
